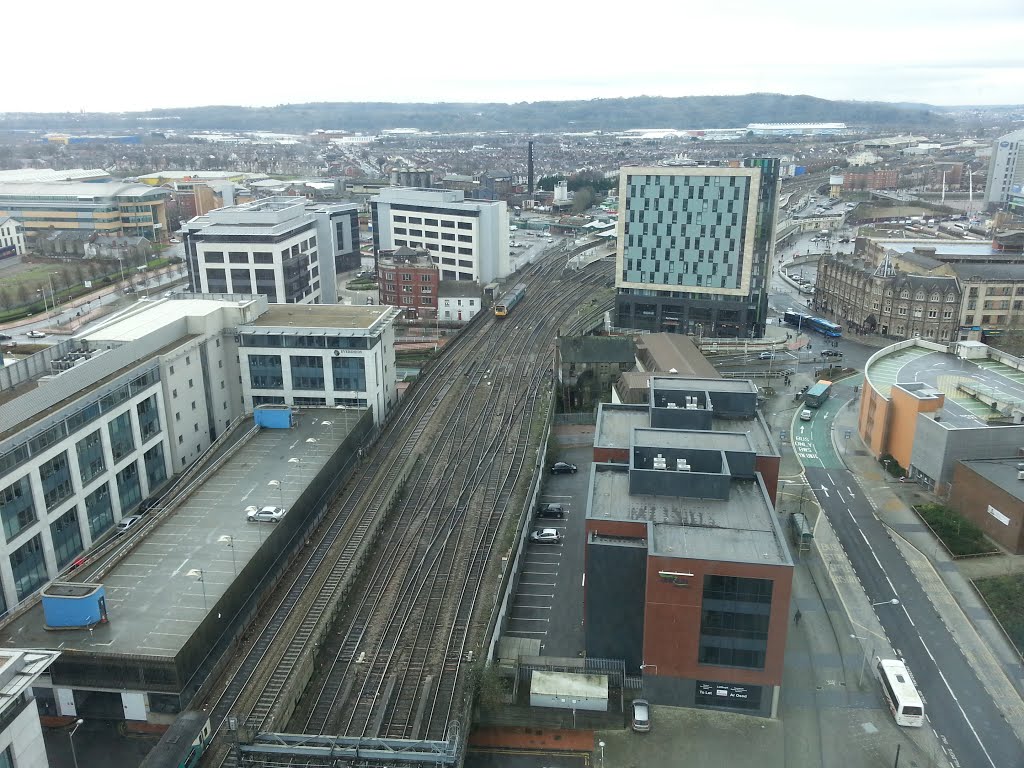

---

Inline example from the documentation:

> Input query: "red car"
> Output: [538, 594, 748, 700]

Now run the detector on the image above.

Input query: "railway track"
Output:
[203, 251, 611, 766]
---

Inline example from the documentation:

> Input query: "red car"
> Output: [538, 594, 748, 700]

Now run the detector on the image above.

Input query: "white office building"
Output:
[183, 197, 360, 305]
[370, 188, 510, 284]
[0, 649, 60, 768]
[0, 217, 25, 257]
[0, 294, 397, 613]
[984, 129, 1024, 207]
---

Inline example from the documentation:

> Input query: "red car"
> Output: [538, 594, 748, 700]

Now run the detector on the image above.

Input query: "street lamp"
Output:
[48, 272, 58, 319]
[186, 568, 207, 611]
[218, 535, 237, 577]
[850, 634, 876, 689]
[598, 740, 605, 768]
[37, 288, 49, 319]
[69, 718, 84, 768]
[872, 598, 900, 607]
[268, 479, 284, 508]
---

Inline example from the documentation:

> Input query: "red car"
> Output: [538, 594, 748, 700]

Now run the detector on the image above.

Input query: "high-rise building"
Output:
[614, 159, 780, 338]
[183, 197, 359, 305]
[984, 129, 1024, 208]
[370, 188, 510, 284]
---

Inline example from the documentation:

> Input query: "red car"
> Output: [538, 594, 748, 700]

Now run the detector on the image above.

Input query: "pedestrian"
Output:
[794, 609, 802, 626]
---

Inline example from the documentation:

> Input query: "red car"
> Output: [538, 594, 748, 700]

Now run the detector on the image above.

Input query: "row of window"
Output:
[392, 215, 473, 230]
[380, 271, 434, 282]
[249, 355, 368, 392]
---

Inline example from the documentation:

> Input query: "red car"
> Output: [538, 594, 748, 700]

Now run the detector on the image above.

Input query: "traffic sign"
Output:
[780, 430, 787, 441]
[844, 430, 852, 440]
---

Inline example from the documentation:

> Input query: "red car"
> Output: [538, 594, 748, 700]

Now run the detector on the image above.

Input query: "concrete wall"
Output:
[911, 417, 1024, 490]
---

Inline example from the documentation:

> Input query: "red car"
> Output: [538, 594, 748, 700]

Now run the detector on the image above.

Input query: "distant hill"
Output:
[0, 94, 951, 134]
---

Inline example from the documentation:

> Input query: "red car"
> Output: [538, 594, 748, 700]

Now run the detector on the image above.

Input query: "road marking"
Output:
[835, 489, 845, 502]
[517, 592, 554, 598]
[826, 472, 835, 484]
[820, 486, 830, 498]
[170, 558, 190, 577]
[848, 486, 855, 497]
[859, 529, 885, 571]
[918, 636, 998, 768]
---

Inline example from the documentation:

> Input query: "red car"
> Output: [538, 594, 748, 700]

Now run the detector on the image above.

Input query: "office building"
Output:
[370, 188, 510, 284]
[182, 197, 360, 305]
[0, 217, 25, 258]
[586, 377, 790, 716]
[615, 159, 780, 338]
[0, 649, 60, 768]
[0, 181, 168, 241]
[984, 129, 1024, 207]
[0, 294, 397, 613]
[859, 339, 1024, 495]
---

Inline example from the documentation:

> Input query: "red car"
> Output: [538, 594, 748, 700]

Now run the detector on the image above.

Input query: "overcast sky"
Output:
[7, 0, 1022, 113]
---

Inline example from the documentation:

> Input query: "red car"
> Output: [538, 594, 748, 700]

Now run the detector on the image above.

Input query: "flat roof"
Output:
[878, 240, 1001, 257]
[866, 341, 1024, 429]
[588, 468, 790, 566]
[634, 427, 753, 453]
[245, 304, 399, 331]
[0, 410, 363, 658]
[653, 377, 757, 394]
[595, 404, 777, 457]
[959, 458, 1024, 504]
[82, 298, 254, 343]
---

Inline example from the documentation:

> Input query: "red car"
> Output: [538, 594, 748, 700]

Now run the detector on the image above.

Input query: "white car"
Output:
[26, 330, 47, 339]
[529, 528, 563, 544]
[115, 515, 143, 534]
[246, 505, 286, 523]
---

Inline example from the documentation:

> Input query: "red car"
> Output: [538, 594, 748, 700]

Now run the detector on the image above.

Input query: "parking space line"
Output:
[517, 592, 554, 597]
[509, 617, 549, 622]
[504, 629, 547, 635]
[523, 570, 558, 575]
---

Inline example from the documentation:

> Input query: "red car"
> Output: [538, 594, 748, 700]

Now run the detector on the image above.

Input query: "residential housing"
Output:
[370, 187, 511, 284]
[437, 281, 482, 322]
[614, 159, 780, 338]
[0, 217, 25, 258]
[377, 247, 439, 318]
[984, 129, 1024, 207]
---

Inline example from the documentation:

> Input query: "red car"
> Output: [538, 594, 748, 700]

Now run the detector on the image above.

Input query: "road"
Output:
[793, 388, 1024, 768]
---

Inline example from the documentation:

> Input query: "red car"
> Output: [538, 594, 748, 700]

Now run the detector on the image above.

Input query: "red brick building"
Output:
[378, 247, 439, 318]
[585, 377, 791, 717]
[841, 168, 898, 191]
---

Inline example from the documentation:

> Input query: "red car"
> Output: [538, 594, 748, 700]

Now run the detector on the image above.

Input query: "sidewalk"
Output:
[827, 389, 1024, 742]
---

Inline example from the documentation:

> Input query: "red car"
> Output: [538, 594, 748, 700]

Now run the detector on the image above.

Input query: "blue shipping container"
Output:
[42, 583, 108, 628]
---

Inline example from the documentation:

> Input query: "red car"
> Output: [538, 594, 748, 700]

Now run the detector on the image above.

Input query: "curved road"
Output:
[792, 383, 1023, 768]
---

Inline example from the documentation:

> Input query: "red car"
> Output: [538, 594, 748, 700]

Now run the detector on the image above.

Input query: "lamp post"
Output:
[850, 634, 876, 689]
[48, 272, 58, 319]
[69, 718, 84, 768]
[598, 740, 605, 768]
[116, 255, 126, 289]
[268, 479, 284, 509]
[37, 288, 49, 319]
[187, 568, 207, 611]
[218, 535, 237, 577]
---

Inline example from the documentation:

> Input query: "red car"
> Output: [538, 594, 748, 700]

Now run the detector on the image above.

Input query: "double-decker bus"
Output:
[876, 658, 925, 727]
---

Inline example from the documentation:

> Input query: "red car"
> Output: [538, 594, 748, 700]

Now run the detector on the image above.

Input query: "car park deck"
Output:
[0, 409, 365, 658]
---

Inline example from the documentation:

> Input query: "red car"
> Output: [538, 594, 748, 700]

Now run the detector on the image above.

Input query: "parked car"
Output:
[246, 505, 286, 523]
[631, 699, 651, 732]
[0, 334, 11, 341]
[800, 409, 813, 421]
[25, 330, 46, 339]
[536, 503, 565, 519]
[529, 528, 563, 544]
[115, 515, 143, 534]
[758, 351, 775, 360]
[821, 349, 843, 358]
[550, 461, 577, 475]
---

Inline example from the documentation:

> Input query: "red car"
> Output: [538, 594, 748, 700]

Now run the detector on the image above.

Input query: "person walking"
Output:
[794, 609, 802, 626]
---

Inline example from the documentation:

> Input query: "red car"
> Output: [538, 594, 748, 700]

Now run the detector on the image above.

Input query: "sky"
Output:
[7, 0, 1022, 113]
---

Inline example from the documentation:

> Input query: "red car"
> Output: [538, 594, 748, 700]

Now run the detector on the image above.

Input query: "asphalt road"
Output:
[795, 392, 1024, 768]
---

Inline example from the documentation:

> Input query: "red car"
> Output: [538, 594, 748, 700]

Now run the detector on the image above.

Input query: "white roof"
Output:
[0, 168, 109, 183]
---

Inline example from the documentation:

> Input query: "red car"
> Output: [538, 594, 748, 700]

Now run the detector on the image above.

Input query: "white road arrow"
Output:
[819, 486, 830, 497]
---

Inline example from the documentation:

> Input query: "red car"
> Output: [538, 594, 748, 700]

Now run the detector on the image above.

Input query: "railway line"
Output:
[200, 246, 612, 767]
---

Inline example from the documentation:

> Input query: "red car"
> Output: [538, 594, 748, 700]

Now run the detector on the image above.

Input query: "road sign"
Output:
[780, 430, 787, 441]
[844, 430, 851, 440]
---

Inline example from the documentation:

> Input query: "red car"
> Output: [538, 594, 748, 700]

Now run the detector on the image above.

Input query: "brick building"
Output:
[949, 458, 1024, 554]
[839, 168, 898, 191]
[377, 247, 439, 318]
[585, 377, 790, 716]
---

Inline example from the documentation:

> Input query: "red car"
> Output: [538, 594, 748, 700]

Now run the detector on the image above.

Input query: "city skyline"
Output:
[4, 0, 1022, 113]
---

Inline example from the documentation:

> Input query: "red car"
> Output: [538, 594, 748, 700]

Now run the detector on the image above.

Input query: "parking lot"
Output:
[505, 445, 590, 657]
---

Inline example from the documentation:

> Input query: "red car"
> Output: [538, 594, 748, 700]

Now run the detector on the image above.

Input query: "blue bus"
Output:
[782, 311, 842, 338]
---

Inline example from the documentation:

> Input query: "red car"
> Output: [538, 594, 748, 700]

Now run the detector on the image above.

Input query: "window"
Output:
[76, 430, 106, 486]
[698, 575, 772, 670]
[108, 411, 135, 462]
[50, 508, 83, 569]
[137, 395, 161, 443]
[10, 535, 48, 601]
[84, 483, 114, 539]
[332, 356, 366, 391]
[39, 451, 74, 511]
[249, 355, 283, 389]
[144, 444, 167, 490]
[116, 462, 142, 512]
[290, 356, 325, 390]
[0, 476, 36, 542]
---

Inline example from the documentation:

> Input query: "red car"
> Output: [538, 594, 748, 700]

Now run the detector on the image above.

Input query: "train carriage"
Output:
[494, 283, 527, 317]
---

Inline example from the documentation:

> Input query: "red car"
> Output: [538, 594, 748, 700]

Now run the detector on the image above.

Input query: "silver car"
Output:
[246, 505, 286, 523]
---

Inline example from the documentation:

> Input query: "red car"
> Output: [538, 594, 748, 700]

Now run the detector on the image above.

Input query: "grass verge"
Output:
[914, 503, 997, 557]
[973, 573, 1024, 657]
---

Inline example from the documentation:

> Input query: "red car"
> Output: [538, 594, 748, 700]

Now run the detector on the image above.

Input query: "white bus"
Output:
[877, 658, 925, 727]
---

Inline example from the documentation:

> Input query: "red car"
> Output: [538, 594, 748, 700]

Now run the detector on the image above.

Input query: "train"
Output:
[138, 710, 212, 768]
[494, 283, 527, 317]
